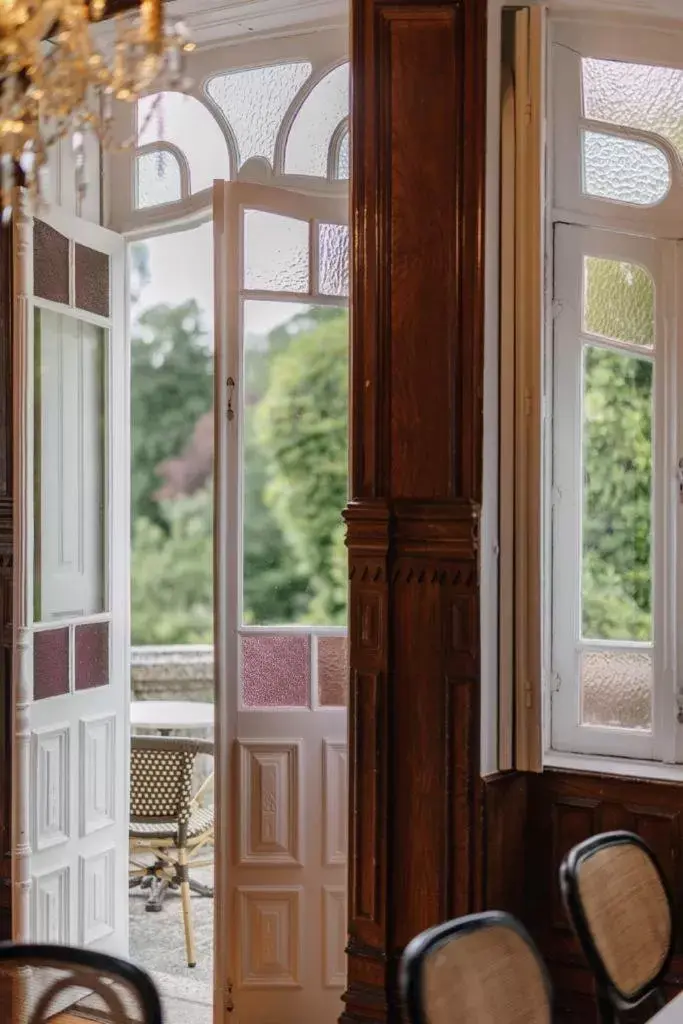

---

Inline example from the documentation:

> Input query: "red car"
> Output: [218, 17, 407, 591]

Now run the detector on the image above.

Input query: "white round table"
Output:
[130, 700, 214, 734]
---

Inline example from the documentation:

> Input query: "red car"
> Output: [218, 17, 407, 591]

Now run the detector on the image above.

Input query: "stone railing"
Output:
[131, 645, 214, 703]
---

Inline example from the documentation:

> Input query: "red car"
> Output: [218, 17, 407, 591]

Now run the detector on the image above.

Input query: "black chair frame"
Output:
[0, 941, 163, 1024]
[398, 910, 553, 1024]
[560, 830, 675, 1024]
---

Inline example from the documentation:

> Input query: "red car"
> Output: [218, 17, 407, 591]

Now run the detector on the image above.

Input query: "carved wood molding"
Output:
[344, 0, 486, 1019]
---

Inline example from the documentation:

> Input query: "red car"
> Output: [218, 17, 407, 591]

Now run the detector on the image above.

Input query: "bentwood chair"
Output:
[0, 942, 163, 1024]
[128, 735, 215, 969]
[399, 911, 553, 1024]
[560, 831, 674, 1024]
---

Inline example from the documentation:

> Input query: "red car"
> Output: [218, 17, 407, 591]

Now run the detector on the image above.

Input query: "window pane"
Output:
[136, 150, 182, 209]
[242, 302, 349, 627]
[75, 243, 110, 318]
[137, 92, 230, 192]
[241, 633, 310, 707]
[34, 628, 70, 700]
[206, 62, 311, 169]
[318, 635, 348, 706]
[318, 223, 349, 297]
[75, 622, 110, 691]
[35, 311, 106, 621]
[285, 63, 349, 177]
[582, 130, 670, 206]
[583, 257, 654, 348]
[244, 211, 309, 292]
[581, 650, 652, 731]
[581, 346, 652, 643]
[336, 128, 349, 180]
[34, 220, 69, 306]
[583, 57, 683, 161]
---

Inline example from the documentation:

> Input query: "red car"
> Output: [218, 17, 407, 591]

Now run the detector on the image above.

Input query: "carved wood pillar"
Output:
[344, 0, 486, 1021]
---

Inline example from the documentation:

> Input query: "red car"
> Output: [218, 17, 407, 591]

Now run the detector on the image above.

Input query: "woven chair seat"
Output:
[129, 805, 214, 841]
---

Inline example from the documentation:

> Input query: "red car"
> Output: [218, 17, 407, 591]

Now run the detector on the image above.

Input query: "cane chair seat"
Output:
[130, 805, 214, 840]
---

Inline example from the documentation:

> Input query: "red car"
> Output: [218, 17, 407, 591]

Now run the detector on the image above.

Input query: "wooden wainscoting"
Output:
[484, 770, 683, 1021]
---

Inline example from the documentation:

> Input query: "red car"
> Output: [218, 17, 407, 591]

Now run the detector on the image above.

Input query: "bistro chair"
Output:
[129, 735, 214, 969]
[399, 911, 552, 1024]
[560, 831, 674, 1024]
[0, 942, 163, 1024]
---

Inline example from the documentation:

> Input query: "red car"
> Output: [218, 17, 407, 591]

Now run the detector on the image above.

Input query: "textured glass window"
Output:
[34, 221, 69, 305]
[581, 650, 652, 731]
[241, 634, 310, 706]
[583, 57, 683, 160]
[582, 130, 671, 206]
[244, 211, 309, 292]
[137, 92, 229, 192]
[33, 628, 70, 700]
[75, 244, 110, 318]
[317, 636, 348, 706]
[583, 257, 655, 348]
[136, 150, 183, 209]
[285, 63, 349, 177]
[206, 62, 311, 169]
[318, 223, 349, 297]
[336, 128, 350, 180]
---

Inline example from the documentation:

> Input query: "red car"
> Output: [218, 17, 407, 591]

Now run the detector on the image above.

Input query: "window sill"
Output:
[544, 750, 683, 784]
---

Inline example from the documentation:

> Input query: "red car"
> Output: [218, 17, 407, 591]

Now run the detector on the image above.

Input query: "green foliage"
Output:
[131, 300, 213, 528]
[130, 299, 349, 644]
[581, 261, 654, 642]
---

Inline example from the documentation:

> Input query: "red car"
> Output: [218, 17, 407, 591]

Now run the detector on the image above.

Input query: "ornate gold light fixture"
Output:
[0, 0, 194, 217]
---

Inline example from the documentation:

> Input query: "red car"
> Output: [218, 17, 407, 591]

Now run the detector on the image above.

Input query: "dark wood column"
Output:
[343, 0, 487, 1021]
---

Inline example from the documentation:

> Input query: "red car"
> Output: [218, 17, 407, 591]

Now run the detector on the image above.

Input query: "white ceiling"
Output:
[165, 0, 347, 45]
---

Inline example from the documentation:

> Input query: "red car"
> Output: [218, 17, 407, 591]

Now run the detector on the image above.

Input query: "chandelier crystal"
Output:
[0, 0, 194, 218]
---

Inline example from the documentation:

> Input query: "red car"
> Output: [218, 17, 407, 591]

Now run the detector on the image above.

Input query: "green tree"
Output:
[131, 300, 213, 528]
[255, 308, 349, 625]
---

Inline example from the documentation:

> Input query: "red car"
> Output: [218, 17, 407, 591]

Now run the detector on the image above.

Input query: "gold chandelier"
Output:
[0, 0, 194, 216]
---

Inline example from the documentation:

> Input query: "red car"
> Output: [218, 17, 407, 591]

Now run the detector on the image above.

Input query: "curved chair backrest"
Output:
[130, 734, 213, 825]
[0, 942, 163, 1024]
[560, 831, 674, 1022]
[399, 911, 552, 1024]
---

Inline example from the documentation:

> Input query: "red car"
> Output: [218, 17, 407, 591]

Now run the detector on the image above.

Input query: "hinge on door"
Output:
[550, 673, 562, 695]
[551, 299, 564, 321]
[226, 377, 235, 422]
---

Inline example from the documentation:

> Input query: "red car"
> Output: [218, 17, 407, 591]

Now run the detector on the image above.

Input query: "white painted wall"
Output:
[44, 131, 102, 224]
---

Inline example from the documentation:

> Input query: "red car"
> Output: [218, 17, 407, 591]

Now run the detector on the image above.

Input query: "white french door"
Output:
[12, 198, 130, 953]
[213, 181, 349, 1024]
[551, 223, 679, 761]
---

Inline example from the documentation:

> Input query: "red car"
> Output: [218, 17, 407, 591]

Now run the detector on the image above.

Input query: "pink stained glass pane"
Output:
[241, 634, 310, 707]
[318, 635, 348, 706]
[34, 628, 70, 700]
[75, 622, 109, 691]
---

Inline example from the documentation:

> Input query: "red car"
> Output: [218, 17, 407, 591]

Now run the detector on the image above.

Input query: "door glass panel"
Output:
[243, 211, 309, 292]
[582, 57, 683, 162]
[242, 301, 349, 627]
[75, 622, 110, 691]
[581, 130, 671, 206]
[33, 628, 70, 700]
[75, 243, 110, 318]
[583, 257, 655, 348]
[241, 633, 310, 707]
[318, 223, 349, 297]
[34, 220, 69, 305]
[34, 310, 107, 621]
[317, 635, 348, 706]
[581, 650, 652, 731]
[581, 345, 653, 645]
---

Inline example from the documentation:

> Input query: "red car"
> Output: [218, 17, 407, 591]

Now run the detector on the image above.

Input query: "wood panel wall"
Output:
[484, 770, 683, 1021]
[343, 0, 487, 1021]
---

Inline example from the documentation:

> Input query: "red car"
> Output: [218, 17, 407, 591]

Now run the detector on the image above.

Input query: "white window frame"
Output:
[547, 13, 683, 768]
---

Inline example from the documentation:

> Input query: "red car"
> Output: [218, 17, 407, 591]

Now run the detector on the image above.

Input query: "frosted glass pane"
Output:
[244, 210, 309, 292]
[583, 257, 654, 348]
[583, 57, 683, 159]
[241, 301, 349, 627]
[136, 151, 182, 209]
[336, 129, 349, 180]
[35, 311, 106, 621]
[206, 62, 311, 169]
[285, 63, 349, 177]
[241, 634, 310, 706]
[582, 130, 670, 206]
[318, 636, 348, 706]
[75, 622, 109, 691]
[581, 650, 652, 731]
[138, 92, 230, 193]
[581, 346, 652, 643]
[319, 223, 349, 297]
[34, 628, 70, 700]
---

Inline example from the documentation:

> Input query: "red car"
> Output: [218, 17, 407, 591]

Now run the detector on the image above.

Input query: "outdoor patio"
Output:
[129, 858, 214, 1024]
